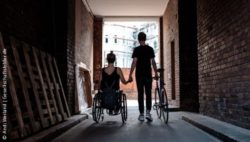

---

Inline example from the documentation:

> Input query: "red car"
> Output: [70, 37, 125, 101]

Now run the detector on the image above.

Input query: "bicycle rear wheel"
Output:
[161, 88, 169, 124]
[154, 88, 161, 118]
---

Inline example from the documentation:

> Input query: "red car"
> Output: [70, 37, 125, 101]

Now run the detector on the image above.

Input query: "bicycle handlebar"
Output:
[152, 76, 159, 80]
[157, 68, 165, 73]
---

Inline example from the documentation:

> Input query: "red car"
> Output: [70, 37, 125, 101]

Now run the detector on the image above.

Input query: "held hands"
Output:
[123, 76, 133, 84]
[127, 75, 133, 83]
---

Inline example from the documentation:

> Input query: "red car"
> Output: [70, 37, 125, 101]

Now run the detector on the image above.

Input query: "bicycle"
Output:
[153, 68, 169, 124]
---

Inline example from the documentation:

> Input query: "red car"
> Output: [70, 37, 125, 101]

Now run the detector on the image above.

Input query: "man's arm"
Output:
[151, 58, 159, 79]
[129, 58, 137, 81]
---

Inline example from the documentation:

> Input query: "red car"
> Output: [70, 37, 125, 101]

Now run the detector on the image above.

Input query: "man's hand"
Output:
[153, 74, 159, 80]
[128, 76, 133, 82]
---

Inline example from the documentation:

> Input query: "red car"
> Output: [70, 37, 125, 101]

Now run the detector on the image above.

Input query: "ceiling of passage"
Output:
[83, 0, 169, 17]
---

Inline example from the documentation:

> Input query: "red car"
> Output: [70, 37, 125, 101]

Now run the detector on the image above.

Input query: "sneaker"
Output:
[138, 114, 144, 121]
[146, 112, 153, 122]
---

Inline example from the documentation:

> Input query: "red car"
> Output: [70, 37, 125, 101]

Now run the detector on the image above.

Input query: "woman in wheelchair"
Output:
[98, 51, 129, 115]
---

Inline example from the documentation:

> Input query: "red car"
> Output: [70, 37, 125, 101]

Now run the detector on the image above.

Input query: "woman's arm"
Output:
[117, 67, 128, 84]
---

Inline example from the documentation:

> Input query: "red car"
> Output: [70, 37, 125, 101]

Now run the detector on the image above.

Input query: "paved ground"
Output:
[52, 107, 220, 142]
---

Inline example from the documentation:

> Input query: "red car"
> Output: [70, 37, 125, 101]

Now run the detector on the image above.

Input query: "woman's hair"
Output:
[138, 32, 146, 41]
[107, 51, 116, 63]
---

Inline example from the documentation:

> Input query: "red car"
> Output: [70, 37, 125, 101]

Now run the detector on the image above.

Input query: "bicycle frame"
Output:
[153, 68, 169, 123]
[155, 77, 166, 106]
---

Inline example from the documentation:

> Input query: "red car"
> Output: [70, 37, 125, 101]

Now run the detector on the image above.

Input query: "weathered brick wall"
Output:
[0, 0, 89, 114]
[0, 0, 71, 108]
[65, 0, 94, 113]
[162, 0, 180, 107]
[0, 0, 54, 52]
[93, 17, 103, 89]
[75, 0, 93, 68]
[198, 0, 250, 129]
[66, 0, 76, 113]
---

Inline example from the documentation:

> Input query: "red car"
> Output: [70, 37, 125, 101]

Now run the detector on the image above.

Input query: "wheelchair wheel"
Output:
[161, 88, 169, 124]
[92, 93, 102, 123]
[121, 93, 127, 123]
[154, 88, 161, 118]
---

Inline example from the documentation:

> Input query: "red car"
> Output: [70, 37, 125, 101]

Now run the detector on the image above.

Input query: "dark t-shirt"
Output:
[132, 45, 155, 77]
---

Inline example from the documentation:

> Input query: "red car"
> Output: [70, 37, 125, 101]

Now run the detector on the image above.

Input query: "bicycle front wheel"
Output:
[154, 88, 161, 118]
[161, 88, 169, 124]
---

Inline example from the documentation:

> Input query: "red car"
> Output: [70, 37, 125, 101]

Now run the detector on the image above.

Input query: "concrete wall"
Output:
[197, 0, 250, 129]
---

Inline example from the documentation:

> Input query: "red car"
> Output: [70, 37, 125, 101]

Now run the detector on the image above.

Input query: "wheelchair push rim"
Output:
[92, 93, 102, 123]
[121, 93, 127, 123]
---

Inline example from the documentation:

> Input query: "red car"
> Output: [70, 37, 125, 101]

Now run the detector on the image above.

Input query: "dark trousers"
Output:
[136, 76, 152, 114]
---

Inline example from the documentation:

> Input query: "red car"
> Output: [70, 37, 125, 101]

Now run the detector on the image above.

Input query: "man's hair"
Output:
[138, 32, 146, 41]
[107, 51, 116, 63]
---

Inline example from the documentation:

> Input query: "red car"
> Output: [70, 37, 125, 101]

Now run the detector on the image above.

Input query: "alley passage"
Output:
[52, 107, 220, 142]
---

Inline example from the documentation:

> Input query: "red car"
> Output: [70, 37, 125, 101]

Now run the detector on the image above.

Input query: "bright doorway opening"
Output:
[102, 18, 160, 106]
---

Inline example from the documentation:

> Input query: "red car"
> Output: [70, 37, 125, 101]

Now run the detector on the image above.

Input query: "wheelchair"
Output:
[92, 90, 128, 123]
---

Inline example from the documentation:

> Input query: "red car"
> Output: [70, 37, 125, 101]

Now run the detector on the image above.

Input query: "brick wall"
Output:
[198, 0, 250, 129]
[65, 0, 76, 113]
[64, 0, 94, 113]
[0, 0, 71, 108]
[75, 0, 93, 67]
[0, 0, 93, 114]
[162, 0, 180, 107]
[0, 0, 54, 52]
[93, 17, 103, 89]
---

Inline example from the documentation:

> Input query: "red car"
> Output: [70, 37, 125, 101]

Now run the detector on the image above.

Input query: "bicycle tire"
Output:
[154, 88, 161, 118]
[161, 88, 169, 124]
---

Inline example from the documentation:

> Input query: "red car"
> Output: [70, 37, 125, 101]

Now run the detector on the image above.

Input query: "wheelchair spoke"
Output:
[121, 93, 127, 123]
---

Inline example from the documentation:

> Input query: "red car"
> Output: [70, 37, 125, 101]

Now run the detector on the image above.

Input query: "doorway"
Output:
[102, 18, 160, 106]
[171, 40, 176, 100]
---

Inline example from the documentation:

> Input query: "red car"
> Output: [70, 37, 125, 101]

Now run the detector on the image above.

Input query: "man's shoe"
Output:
[138, 114, 144, 121]
[146, 112, 153, 122]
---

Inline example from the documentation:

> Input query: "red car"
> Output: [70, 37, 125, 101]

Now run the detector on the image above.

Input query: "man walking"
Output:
[129, 32, 158, 121]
